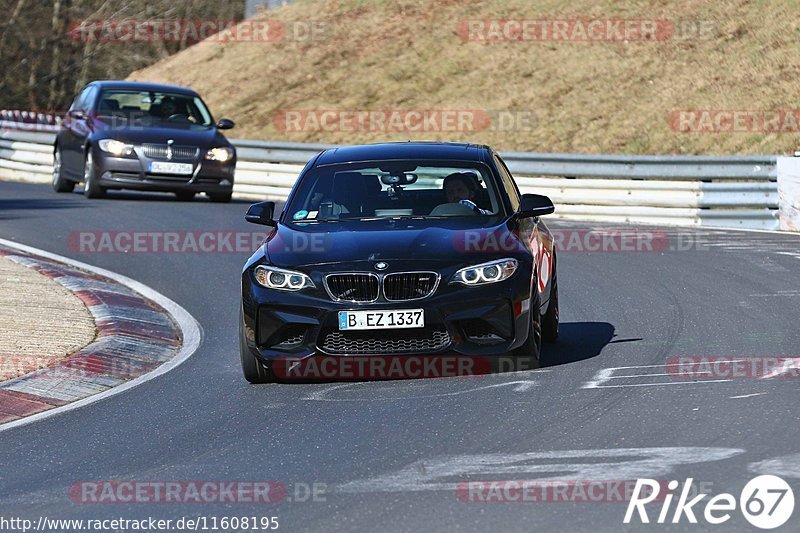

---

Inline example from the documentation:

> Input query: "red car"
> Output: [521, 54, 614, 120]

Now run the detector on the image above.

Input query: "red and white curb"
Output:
[0, 238, 201, 431]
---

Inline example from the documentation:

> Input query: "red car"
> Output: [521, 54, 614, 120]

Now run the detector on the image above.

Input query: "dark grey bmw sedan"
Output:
[52, 80, 236, 202]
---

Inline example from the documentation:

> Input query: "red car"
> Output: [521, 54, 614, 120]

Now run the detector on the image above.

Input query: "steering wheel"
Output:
[167, 114, 190, 123]
[429, 201, 481, 217]
[457, 199, 483, 214]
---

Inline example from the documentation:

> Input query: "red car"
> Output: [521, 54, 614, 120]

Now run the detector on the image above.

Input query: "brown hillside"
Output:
[130, 0, 800, 155]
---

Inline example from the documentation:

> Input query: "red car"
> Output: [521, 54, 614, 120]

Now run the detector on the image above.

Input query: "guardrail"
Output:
[0, 120, 780, 229]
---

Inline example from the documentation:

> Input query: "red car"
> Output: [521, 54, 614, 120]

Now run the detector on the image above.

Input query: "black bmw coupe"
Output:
[240, 142, 559, 383]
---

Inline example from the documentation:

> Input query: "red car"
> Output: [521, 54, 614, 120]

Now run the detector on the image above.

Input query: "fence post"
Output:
[777, 156, 800, 232]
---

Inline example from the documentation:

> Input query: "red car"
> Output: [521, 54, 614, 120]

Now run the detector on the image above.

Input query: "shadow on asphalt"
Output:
[542, 321, 615, 367]
[249, 321, 617, 385]
[81, 189, 254, 203]
[0, 197, 91, 219]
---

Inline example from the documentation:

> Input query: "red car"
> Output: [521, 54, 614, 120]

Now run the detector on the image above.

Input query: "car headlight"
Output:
[452, 258, 518, 286]
[254, 265, 315, 291]
[98, 139, 134, 157]
[205, 146, 234, 162]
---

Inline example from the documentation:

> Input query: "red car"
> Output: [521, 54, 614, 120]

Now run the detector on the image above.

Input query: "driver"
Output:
[158, 96, 178, 118]
[443, 172, 490, 214]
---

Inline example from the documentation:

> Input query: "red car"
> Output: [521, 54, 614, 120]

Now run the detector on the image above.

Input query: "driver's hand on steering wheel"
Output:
[457, 199, 490, 215]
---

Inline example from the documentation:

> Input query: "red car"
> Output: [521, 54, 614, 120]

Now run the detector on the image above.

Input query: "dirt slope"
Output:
[130, 0, 800, 154]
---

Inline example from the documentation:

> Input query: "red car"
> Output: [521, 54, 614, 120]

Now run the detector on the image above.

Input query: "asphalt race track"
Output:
[1, 181, 800, 531]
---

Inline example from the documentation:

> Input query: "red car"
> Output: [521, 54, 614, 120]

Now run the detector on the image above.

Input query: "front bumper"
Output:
[92, 146, 235, 193]
[241, 266, 534, 363]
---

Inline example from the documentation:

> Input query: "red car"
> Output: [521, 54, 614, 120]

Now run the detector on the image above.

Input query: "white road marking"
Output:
[512, 381, 537, 391]
[304, 378, 539, 402]
[591, 361, 747, 371]
[607, 372, 714, 379]
[729, 392, 766, 399]
[304, 383, 358, 401]
[749, 454, 800, 478]
[504, 368, 553, 375]
[582, 367, 616, 389]
[336, 447, 744, 493]
[582, 361, 750, 389]
[586, 380, 732, 389]
[0, 238, 202, 433]
[760, 358, 800, 379]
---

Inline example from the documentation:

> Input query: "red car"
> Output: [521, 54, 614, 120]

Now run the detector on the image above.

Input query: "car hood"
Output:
[263, 217, 524, 267]
[95, 123, 229, 147]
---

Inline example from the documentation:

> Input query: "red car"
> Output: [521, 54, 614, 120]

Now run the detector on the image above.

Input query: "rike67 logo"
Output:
[624, 475, 795, 529]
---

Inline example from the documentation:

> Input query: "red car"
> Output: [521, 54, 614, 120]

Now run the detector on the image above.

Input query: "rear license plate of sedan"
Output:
[338, 309, 424, 330]
[149, 161, 193, 175]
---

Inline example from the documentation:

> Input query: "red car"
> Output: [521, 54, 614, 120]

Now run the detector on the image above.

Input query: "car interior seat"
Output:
[148, 103, 164, 118]
[329, 172, 375, 218]
[99, 99, 120, 115]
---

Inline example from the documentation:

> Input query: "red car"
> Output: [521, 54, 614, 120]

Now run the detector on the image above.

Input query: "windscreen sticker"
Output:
[307, 211, 319, 219]
[293, 210, 309, 220]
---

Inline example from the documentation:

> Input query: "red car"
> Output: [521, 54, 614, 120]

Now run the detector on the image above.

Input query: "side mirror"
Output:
[245, 201, 277, 227]
[519, 194, 555, 217]
[69, 110, 85, 120]
[216, 118, 235, 130]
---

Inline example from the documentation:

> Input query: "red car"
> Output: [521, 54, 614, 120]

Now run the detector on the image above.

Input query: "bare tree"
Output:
[0, 0, 246, 112]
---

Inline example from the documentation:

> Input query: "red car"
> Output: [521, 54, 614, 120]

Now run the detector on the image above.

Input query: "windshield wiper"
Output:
[290, 219, 340, 224]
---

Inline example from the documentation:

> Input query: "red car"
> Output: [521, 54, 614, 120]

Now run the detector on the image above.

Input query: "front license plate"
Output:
[149, 161, 193, 175]
[338, 309, 424, 330]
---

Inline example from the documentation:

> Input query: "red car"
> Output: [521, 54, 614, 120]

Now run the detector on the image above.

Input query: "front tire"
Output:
[208, 191, 232, 203]
[542, 253, 559, 343]
[511, 289, 542, 371]
[82, 150, 105, 199]
[52, 149, 75, 193]
[174, 191, 195, 202]
[239, 311, 275, 384]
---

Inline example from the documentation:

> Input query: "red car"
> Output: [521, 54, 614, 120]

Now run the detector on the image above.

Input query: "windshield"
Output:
[285, 160, 504, 222]
[96, 89, 214, 128]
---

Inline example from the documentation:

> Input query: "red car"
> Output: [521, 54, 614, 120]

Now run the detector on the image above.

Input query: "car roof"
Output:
[87, 80, 200, 97]
[314, 142, 491, 166]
